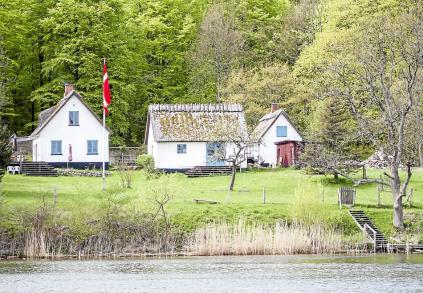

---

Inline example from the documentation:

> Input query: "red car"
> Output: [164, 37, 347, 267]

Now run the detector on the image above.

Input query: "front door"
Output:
[206, 142, 225, 166]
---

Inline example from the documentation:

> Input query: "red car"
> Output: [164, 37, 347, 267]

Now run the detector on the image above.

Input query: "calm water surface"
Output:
[0, 255, 422, 293]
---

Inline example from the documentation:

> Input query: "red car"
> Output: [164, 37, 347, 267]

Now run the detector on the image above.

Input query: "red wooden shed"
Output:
[275, 140, 303, 167]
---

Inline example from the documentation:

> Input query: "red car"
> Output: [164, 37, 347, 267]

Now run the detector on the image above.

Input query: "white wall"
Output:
[33, 94, 109, 163]
[154, 142, 207, 169]
[147, 119, 158, 165]
[148, 136, 248, 169]
[32, 137, 40, 162]
[258, 113, 302, 166]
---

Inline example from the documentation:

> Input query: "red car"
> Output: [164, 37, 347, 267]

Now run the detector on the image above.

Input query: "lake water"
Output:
[0, 255, 422, 292]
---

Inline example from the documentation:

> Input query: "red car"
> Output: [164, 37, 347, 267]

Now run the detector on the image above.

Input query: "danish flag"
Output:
[102, 61, 111, 115]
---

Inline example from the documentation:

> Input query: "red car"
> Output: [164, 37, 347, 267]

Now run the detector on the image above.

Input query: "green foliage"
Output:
[290, 181, 330, 225]
[0, 121, 11, 182]
[222, 63, 296, 127]
[135, 154, 155, 173]
[0, 0, 208, 144]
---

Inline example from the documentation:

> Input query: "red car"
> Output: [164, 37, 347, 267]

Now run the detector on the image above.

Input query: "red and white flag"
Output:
[102, 61, 111, 115]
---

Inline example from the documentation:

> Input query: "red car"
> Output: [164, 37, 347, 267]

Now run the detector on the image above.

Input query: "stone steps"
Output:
[20, 162, 58, 176]
[186, 166, 233, 178]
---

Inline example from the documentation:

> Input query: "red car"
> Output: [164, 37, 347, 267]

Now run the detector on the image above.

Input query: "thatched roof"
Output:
[251, 109, 303, 142]
[145, 104, 248, 142]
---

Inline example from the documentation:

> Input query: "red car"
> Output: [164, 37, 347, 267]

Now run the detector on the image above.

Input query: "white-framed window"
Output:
[177, 144, 187, 154]
[69, 111, 79, 126]
[51, 140, 62, 155]
[276, 126, 287, 137]
[87, 140, 98, 155]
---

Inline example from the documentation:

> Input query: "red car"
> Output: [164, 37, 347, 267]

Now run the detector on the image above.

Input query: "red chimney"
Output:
[271, 103, 279, 113]
[64, 83, 74, 97]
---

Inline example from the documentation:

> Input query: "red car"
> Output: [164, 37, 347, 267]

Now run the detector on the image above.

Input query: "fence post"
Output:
[407, 188, 414, 207]
[377, 185, 381, 208]
[373, 230, 376, 253]
[53, 186, 58, 208]
[262, 186, 266, 204]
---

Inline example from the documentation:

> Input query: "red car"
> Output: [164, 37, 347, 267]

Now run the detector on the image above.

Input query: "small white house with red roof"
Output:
[30, 84, 111, 168]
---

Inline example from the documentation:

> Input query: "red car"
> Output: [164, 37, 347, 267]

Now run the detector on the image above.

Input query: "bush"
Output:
[135, 154, 155, 173]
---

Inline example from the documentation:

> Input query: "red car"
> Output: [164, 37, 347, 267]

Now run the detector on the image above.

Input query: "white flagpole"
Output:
[102, 58, 106, 191]
[102, 106, 106, 191]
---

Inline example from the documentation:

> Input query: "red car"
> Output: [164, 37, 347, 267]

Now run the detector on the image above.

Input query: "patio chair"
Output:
[7, 166, 14, 174]
[13, 166, 21, 174]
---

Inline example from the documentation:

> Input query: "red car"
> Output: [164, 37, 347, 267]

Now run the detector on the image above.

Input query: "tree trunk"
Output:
[333, 172, 339, 183]
[391, 166, 404, 229]
[229, 163, 236, 191]
[393, 195, 404, 229]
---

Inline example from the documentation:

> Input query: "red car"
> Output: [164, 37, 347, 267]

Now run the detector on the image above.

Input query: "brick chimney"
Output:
[271, 103, 279, 113]
[64, 83, 74, 97]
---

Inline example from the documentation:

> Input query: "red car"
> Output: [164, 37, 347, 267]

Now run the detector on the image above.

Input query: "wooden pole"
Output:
[407, 188, 414, 207]
[377, 185, 381, 208]
[262, 186, 266, 204]
[53, 186, 58, 208]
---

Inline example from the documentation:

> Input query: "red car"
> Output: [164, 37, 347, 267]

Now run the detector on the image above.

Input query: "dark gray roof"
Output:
[145, 103, 247, 142]
[30, 90, 111, 137]
[251, 109, 303, 142]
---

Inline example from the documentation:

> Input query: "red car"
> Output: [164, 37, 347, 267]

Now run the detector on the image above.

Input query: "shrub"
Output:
[136, 154, 155, 173]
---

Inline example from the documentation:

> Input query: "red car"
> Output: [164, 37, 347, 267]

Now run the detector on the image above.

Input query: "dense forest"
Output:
[0, 0, 421, 148]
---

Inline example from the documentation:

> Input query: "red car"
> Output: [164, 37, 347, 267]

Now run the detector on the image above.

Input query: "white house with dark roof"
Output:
[144, 104, 248, 171]
[250, 103, 303, 167]
[30, 84, 111, 168]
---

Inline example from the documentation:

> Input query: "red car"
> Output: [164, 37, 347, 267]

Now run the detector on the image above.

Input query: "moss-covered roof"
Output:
[147, 104, 247, 142]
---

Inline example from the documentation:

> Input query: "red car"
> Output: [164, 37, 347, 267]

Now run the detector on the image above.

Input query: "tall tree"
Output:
[222, 63, 296, 127]
[188, 3, 244, 102]
[0, 45, 11, 181]
[300, 96, 357, 181]
[327, 7, 423, 229]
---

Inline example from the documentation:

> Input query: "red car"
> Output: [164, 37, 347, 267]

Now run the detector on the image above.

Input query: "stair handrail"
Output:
[363, 223, 377, 253]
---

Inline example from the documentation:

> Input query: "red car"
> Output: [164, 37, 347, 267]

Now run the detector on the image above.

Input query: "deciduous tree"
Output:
[327, 8, 423, 229]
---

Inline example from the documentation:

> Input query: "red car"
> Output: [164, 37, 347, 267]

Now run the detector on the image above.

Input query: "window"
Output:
[69, 111, 79, 126]
[276, 126, 287, 137]
[87, 140, 98, 155]
[177, 144, 187, 154]
[51, 140, 62, 155]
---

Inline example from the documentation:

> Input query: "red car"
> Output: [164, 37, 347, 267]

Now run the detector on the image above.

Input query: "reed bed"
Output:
[20, 227, 179, 259]
[186, 220, 345, 255]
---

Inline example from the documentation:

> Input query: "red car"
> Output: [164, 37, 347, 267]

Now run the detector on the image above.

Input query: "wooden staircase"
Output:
[20, 162, 58, 176]
[349, 210, 388, 252]
[185, 166, 233, 178]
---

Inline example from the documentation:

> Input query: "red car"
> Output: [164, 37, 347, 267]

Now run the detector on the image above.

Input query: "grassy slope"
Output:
[1, 168, 423, 239]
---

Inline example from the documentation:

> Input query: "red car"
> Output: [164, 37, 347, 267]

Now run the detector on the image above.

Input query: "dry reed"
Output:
[185, 220, 345, 255]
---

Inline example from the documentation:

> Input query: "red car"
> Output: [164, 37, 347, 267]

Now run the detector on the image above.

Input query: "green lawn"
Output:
[1, 168, 423, 237]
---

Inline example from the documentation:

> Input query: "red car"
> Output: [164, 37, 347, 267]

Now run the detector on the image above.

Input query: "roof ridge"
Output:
[149, 103, 243, 112]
